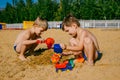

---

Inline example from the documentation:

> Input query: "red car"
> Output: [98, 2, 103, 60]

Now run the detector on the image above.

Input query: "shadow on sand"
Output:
[25, 48, 48, 57]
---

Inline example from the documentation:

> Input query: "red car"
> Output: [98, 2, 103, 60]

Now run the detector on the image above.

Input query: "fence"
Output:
[80, 20, 120, 28]
[5, 20, 120, 29]
[6, 23, 23, 29]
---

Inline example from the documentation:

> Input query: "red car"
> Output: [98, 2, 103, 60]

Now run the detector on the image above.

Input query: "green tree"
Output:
[4, 2, 16, 23]
[25, 0, 33, 20]
[16, 0, 26, 22]
[0, 0, 120, 23]
[54, 0, 62, 21]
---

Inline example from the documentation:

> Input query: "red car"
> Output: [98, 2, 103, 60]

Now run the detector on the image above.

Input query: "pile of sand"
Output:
[0, 28, 120, 80]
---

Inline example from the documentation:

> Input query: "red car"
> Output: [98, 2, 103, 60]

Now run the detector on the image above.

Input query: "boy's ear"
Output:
[36, 17, 40, 20]
[35, 17, 40, 22]
[34, 17, 40, 26]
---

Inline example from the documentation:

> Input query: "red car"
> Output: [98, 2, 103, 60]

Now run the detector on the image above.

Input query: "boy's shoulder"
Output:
[20, 29, 32, 36]
[78, 28, 86, 34]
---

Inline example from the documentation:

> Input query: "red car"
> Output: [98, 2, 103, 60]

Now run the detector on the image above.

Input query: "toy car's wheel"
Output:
[58, 69, 62, 73]
[66, 70, 70, 72]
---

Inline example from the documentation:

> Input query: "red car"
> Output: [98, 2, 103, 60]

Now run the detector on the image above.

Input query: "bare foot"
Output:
[19, 55, 27, 61]
[85, 60, 94, 66]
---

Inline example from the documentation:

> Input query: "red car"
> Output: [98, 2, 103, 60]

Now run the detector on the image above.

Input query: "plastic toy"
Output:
[50, 44, 63, 64]
[51, 44, 84, 72]
[55, 60, 68, 68]
[69, 59, 75, 67]
[55, 59, 75, 72]
[74, 57, 84, 63]
[45, 38, 55, 49]
[36, 37, 55, 49]
[51, 53, 61, 64]
[53, 44, 62, 53]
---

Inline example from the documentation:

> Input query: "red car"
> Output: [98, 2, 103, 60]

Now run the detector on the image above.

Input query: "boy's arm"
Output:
[22, 33, 44, 45]
[66, 41, 83, 51]
[23, 38, 45, 45]
[62, 32, 85, 51]
[22, 40, 38, 45]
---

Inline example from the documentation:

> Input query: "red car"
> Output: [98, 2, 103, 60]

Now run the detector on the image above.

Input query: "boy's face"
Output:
[64, 23, 77, 37]
[35, 27, 44, 36]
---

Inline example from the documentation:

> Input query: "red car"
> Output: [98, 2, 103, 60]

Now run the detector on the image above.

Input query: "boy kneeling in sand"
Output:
[14, 17, 48, 61]
[60, 14, 101, 65]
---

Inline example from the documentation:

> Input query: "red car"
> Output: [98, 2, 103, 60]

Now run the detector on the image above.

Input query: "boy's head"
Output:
[62, 14, 80, 37]
[33, 17, 48, 31]
[62, 14, 80, 31]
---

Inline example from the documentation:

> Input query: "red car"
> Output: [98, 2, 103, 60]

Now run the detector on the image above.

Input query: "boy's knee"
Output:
[84, 38, 93, 45]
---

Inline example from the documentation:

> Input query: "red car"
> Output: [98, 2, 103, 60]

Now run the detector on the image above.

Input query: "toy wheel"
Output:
[58, 69, 62, 73]
[66, 70, 70, 72]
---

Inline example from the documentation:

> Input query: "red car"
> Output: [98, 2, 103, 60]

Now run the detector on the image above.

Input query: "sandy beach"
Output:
[0, 28, 120, 80]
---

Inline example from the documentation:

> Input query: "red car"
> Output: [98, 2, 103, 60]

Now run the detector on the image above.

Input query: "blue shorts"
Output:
[13, 45, 17, 52]
[82, 51, 102, 61]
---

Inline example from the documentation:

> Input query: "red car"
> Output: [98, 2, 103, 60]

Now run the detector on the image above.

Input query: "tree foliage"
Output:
[0, 0, 119, 23]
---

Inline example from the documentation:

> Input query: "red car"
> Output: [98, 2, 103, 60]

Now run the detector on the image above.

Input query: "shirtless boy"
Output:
[14, 17, 48, 61]
[60, 14, 100, 65]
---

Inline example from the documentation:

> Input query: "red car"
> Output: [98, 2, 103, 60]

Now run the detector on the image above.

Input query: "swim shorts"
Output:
[82, 51, 102, 61]
[13, 44, 17, 52]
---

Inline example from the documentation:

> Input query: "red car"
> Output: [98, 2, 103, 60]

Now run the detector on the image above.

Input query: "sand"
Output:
[0, 28, 120, 80]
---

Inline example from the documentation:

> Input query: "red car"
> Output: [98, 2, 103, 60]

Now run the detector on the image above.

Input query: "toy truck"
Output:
[55, 59, 75, 72]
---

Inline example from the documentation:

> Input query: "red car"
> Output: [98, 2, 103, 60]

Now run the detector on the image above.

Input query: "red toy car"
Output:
[55, 59, 75, 72]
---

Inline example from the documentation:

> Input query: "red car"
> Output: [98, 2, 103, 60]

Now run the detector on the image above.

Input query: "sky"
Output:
[0, 0, 38, 8]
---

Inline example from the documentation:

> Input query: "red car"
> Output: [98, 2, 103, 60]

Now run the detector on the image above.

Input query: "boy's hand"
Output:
[60, 43, 66, 50]
[36, 38, 45, 44]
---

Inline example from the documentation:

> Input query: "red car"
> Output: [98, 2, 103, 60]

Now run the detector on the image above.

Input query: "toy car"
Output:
[55, 59, 75, 72]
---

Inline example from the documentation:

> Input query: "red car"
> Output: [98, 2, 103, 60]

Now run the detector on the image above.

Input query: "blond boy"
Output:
[60, 14, 101, 65]
[14, 17, 48, 61]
